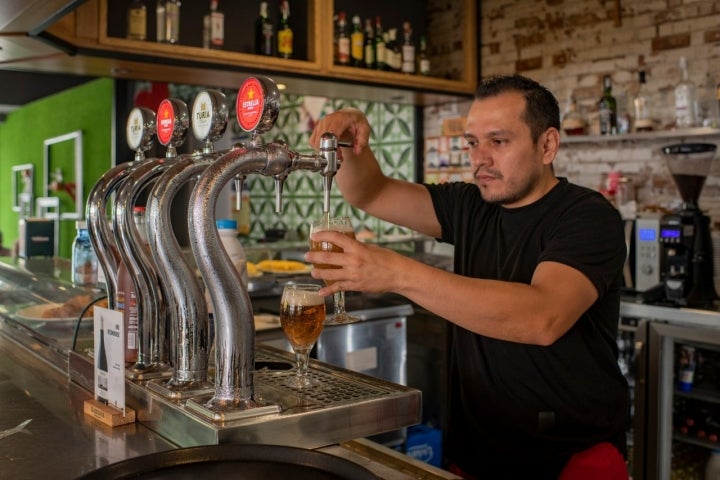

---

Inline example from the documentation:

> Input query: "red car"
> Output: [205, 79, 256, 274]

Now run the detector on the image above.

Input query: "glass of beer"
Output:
[309, 216, 360, 325]
[279, 283, 326, 389]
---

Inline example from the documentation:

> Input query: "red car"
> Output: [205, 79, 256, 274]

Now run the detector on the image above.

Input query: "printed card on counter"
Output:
[93, 307, 126, 413]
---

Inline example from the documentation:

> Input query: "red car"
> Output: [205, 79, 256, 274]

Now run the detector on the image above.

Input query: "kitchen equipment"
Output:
[623, 215, 662, 293]
[74, 444, 379, 480]
[659, 143, 718, 308]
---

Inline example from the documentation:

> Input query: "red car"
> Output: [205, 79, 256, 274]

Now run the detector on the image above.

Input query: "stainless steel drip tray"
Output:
[124, 345, 421, 449]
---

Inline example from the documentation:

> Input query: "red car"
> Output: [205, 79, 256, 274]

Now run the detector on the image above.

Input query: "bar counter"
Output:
[0, 258, 458, 479]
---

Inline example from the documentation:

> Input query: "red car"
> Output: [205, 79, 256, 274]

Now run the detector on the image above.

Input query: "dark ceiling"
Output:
[0, 69, 95, 116]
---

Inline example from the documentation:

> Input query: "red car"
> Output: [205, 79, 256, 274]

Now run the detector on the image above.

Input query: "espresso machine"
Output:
[659, 143, 718, 309]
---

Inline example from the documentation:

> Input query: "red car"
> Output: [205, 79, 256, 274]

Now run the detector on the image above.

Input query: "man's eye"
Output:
[465, 139, 478, 147]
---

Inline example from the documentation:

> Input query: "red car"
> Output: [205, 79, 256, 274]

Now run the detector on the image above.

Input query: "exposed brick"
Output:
[651, 33, 691, 52]
[487, 42, 501, 54]
[516, 56, 544, 72]
[515, 16, 545, 30]
[513, 32, 546, 49]
[705, 29, 720, 43]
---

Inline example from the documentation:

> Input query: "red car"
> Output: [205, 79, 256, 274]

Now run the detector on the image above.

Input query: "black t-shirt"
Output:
[426, 178, 630, 479]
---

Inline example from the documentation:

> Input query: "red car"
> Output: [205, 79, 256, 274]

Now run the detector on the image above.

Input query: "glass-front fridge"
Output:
[633, 314, 720, 480]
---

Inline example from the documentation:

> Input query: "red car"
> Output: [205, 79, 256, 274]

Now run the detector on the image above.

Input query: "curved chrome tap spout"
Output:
[189, 140, 333, 411]
[86, 161, 140, 308]
[114, 156, 179, 374]
[145, 150, 217, 390]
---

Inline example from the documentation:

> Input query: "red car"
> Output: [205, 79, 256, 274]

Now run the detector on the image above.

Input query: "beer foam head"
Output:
[283, 284, 324, 306]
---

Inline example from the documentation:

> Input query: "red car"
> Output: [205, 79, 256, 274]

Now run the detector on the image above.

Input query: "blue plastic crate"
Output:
[405, 425, 442, 467]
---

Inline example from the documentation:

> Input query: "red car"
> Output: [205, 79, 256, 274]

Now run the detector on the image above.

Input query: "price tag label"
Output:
[94, 307, 126, 413]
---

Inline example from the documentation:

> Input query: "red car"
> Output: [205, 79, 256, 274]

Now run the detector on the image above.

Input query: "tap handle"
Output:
[156, 98, 190, 158]
[319, 132, 340, 213]
[274, 177, 284, 213]
[126, 106, 156, 158]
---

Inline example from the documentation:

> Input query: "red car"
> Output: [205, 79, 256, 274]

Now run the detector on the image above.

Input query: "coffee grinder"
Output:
[659, 143, 718, 309]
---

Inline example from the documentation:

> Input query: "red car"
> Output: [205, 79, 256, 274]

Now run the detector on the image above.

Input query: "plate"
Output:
[256, 260, 312, 276]
[15, 303, 90, 327]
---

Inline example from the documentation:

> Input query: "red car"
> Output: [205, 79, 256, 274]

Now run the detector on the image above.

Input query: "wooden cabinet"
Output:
[39, 0, 476, 103]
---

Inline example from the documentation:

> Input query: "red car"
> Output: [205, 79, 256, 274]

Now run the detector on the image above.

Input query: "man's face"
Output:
[464, 91, 552, 208]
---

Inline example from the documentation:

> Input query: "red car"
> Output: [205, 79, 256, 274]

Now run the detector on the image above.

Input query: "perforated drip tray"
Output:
[125, 345, 422, 449]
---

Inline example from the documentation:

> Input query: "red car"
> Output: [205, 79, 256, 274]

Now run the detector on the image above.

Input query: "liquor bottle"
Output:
[363, 18, 375, 69]
[418, 35, 430, 76]
[96, 316, 109, 401]
[166, 0, 181, 44]
[374, 16, 386, 71]
[598, 75, 618, 135]
[385, 28, 401, 72]
[561, 96, 586, 135]
[156, 0, 166, 43]
[350, 15, 364, 67]
[401, 21, 415, 74]
[126, 0, 147, 41]
[674, 57, 697, 129]
[203, 0, 224, 49]
[277, 0, 293, 59]
[254, 1, 274, 56]
[335, 12, 350, 66]
[633, 70, 653, 132]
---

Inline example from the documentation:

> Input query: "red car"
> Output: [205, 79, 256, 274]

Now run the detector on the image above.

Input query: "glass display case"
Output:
[0, 257, 105, 368]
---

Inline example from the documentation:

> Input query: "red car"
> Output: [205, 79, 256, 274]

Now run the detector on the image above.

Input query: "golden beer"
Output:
[280, 302, 325, 351]
[309, 230, 356, 284]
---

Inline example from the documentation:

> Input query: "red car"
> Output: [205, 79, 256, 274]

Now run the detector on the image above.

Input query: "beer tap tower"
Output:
[81, 76, 420, 449]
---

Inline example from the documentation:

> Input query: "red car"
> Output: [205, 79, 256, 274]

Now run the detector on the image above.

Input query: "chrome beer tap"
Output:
[114, 98, 189, 378]
[86, 107, 156, 309]
[145, 89, 229, 398]
[185, 76, 341, 419]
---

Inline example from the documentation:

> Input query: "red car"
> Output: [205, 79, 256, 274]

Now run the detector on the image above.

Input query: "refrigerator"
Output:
[630, 308, 720, 479]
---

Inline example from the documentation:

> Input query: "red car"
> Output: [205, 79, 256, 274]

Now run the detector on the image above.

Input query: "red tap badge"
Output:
[156, 99, 175, 146]
[236, 77, 265, 133]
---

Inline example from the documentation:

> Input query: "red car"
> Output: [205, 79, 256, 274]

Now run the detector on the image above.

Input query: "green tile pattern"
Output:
[171, 85, 415, 241]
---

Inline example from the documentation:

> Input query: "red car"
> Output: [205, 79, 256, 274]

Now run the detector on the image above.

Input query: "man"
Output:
[306, 74, 629, 479]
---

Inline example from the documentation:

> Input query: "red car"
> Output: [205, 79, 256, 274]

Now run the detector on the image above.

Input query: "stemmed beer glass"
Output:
[309, 216, 360, 325]
[279, 283, 326, 389]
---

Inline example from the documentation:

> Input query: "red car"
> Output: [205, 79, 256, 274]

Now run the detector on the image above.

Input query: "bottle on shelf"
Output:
[126, 0, 147, 41]
[203, 0, 224, 50]
[156, 0, 166, 43]
[418, 35, 430, 76]
[254, 1, 274, 56]
[350, 14, 364, 67]
[401, 21, 415, 74]
[706, 449, 720, 480]
[561, 96, 586, 136]
[363, 18, 375, 69]
[72, 220, 98, 287]
[675, 56, 697, 129]
[335, 12, 350, 66]
[374, 16, 386, 71]
[598, 75, 618, 135]
[276, 0, 293, 59]
[633, 70, 653, 132]
[385, 28, 401, 72]
[156, 0, 180, 44]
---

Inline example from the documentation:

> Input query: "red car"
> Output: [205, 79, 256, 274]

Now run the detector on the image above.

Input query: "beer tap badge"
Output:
[236, 77, 265, 133]
[192, 91, 213, 141]
[126, 108, 145, 151]
[157, 99, 176, 146]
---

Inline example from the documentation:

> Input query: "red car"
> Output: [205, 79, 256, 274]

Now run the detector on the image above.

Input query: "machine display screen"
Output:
[638, 228, 657, 242]
[661, 228, 681, 239]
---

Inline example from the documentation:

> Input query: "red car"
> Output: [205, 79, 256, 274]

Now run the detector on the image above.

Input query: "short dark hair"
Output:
[475, 74, 560, 143]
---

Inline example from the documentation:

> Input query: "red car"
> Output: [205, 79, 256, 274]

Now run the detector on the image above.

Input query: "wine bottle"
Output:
[277, 0, 293, 59]
[401, 21, 415, 74]
[363, 18, 375, 69]
[254, 1, 274, 56]
[126, 0, 147, 41]
[350, 15, 364, 67]
[335, 12, 350, 65]
[418, 35, 430, 76]
[96, 316, 109, 401]
[598, 75, 618, 135]
[203, 0, 224, 50]
[374, 16, 386, 71]
[633, 70, 653, 132]
[158, 0, 180, 44]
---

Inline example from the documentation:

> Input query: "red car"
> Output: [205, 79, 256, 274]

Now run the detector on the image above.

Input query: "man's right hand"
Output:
[308, 108, 372, 155]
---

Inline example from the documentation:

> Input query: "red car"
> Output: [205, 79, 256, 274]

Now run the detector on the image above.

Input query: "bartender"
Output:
[306, 74, 630, 479]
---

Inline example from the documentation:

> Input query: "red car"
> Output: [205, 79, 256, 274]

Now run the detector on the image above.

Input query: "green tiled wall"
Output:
[171, 85, 416, 241]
